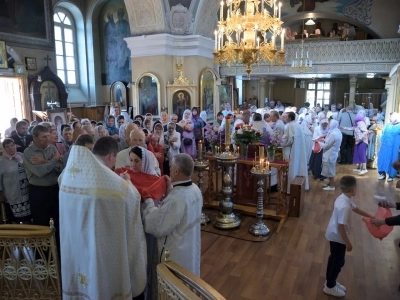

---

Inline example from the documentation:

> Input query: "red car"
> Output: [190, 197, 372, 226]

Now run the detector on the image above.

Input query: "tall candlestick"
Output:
[198, 140, 203, 160]
[225, 116, 231, 147]
[220, 1, 224, 21]
[259, 146, 264, 160]
[214, 30, 218, 50]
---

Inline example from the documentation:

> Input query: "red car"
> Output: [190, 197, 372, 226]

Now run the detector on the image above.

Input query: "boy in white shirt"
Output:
[324, 175, 374, 297]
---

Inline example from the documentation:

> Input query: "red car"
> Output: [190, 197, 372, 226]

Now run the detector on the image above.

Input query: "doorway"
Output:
[0, 77, 24, 139]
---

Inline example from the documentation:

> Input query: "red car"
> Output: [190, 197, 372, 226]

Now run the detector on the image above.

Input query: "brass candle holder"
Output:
[249, 162, 271, 237]
[194, 159, 210, 225]
[213, 123, 241, 229]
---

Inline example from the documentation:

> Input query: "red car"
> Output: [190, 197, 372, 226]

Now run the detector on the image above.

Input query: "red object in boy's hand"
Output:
[362, 207, 393, 240]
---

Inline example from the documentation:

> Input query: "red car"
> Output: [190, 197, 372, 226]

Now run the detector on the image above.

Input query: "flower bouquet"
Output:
[204, 123, 220, 153]
[233, 123, 262, 145]
[265, 131, 283, 161]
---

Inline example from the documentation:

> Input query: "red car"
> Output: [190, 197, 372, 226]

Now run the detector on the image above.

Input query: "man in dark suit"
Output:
[11, 120, 33, 153]
[164, 114, 183, 135]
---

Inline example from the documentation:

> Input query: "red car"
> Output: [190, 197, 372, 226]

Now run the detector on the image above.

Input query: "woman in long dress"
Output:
[163, 122, 181, 176]
[179, 109, 196, 158]
[0, 138, 31, 223]
[309, 118, 329, 180]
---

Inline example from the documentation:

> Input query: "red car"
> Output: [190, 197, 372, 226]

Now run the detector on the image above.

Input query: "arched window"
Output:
[53, 9, 78, 86]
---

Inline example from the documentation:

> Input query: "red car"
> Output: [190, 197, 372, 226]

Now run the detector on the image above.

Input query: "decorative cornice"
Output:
[125, 34, 214, 58]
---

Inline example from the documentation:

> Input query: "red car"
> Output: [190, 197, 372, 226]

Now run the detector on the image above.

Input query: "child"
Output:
[324, 175, 374, 297]
[340, 113, 369, 175]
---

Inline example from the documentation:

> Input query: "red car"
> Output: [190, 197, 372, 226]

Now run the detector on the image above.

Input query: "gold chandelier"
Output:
[291, 39, 312, 73]
[214, 0, 286, 77]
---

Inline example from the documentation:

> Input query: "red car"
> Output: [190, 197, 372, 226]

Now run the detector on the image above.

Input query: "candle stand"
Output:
[249, 163, 271, 237]
[194, 159, 210, 225]
[213, 146, 241, 229]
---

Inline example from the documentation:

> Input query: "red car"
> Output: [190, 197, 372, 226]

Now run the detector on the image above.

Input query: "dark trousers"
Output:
[326, 241, 346, 288]
[29, 184, 60, 254]
[29, 184, 59, 228]
[340, 134, 354, 164]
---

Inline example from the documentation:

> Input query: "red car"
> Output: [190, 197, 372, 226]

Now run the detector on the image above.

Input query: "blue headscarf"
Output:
[104, 115, 118, 136]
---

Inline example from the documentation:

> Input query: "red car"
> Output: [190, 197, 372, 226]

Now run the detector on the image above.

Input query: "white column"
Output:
[259, 77, 267, 108]
[349, 75, 357, 107]
[268, 79, 275, 101]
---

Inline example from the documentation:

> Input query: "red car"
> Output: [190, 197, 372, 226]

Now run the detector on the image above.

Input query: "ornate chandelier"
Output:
[214, 0, 286, 77]
[291, 39, 312, 73]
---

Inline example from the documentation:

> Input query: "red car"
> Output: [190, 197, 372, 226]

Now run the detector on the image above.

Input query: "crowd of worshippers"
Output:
[208, 101, 385, 192]
[0, 112, 204, 298]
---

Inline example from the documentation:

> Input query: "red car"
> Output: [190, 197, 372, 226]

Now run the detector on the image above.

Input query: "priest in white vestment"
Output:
[142, 153, 202, 274]
[59, 137, 147, 299]
[282, 112, 310, 192]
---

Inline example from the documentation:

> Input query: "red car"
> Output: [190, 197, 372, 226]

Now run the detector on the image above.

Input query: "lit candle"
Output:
[281, 28, 285, 50]
[271, 34, 275, 47]
[225, 116, 231, 147]
[257, 37, 260, 47]
[217, 33, 220, 50]
[214, 30, 218, 50]
[278, 2, 282, 19]
[259, 146, 264, 160]
[237, 145, 240, 155]
[261, 0, 264, 12]
[198, 140, 203, 160]
[220, 1, 224, 21]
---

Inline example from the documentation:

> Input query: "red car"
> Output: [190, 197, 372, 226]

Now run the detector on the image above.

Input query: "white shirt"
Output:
[325, 193, 357, 244]
[116, 146, 161, 176]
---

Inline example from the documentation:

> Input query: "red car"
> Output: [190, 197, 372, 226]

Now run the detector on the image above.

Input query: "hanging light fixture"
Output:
[305, 18, 315, 26]
[213, 0, 285, 77]
[291, 6, 313, 73]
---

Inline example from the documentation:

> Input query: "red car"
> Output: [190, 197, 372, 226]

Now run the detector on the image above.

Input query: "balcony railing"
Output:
[219, 38, 400, 77]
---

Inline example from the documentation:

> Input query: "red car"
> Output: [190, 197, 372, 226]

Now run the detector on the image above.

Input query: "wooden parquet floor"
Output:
[199, 164, 400, 300]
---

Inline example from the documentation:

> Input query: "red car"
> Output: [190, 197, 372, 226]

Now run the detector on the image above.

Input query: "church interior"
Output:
[1, 0, 400, 299]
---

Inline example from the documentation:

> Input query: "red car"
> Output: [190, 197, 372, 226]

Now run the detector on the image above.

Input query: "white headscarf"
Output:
[329, 119, 339, 131]
[200, 111, 207, 121]
[132, 146, 157, 176]
[182, 109, 192, 121]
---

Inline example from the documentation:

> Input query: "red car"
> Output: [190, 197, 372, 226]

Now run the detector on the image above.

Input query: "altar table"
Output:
[204, 155, 289, 233]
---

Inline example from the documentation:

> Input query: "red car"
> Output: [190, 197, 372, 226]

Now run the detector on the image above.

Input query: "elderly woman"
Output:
[163, 122, 181, 176]
[148, 133, 165, 175]
[179, 109, 196, 158]
[94, 125, 109, 141]
[0, 138, 31, 223]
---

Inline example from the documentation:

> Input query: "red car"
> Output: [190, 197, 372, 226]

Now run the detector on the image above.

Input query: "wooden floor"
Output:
[199, 164, 400, 300]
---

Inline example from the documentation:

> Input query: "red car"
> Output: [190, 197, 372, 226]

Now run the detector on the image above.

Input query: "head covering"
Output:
[182, 109, 192, 121]
[355, 113, 365, 124]
[104, 115, 118, 136]
[200, 110, 207, 121]
[81, 118, 90, 125]
[329, 119, 339, 131]
[131, 146, 157, 176]
[304, 114, 313, 125]
[119, 123, 127, 139]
